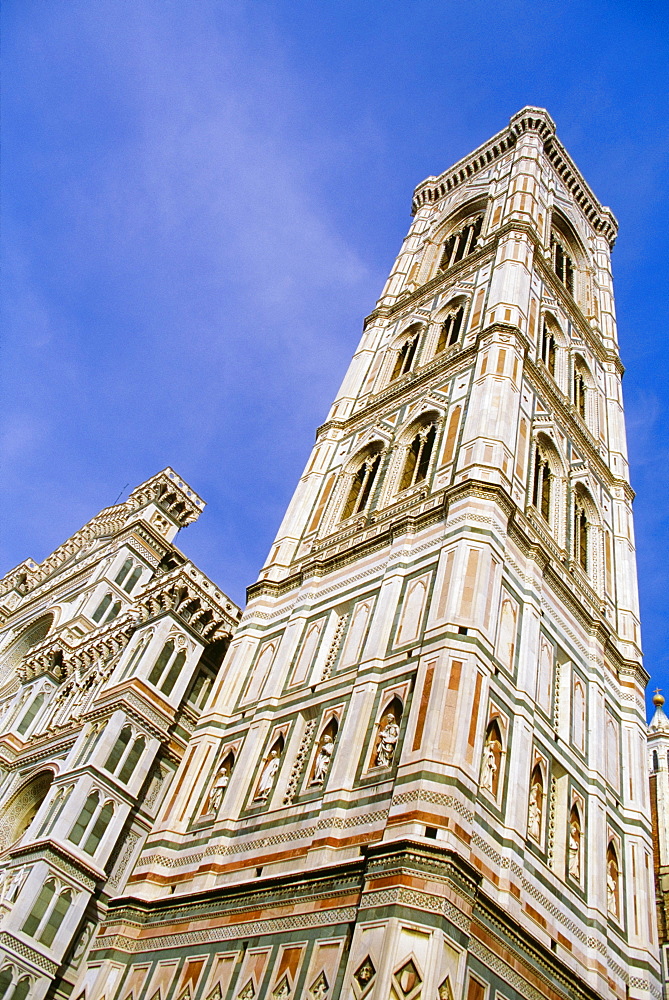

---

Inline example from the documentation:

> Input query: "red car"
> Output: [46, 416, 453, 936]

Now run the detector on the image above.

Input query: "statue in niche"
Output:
[607, 846, 619, 917]
[374, 713, 400, 768]
[480, 723, 502, 796]
[527, 767, 543, 841]
[255, 746, 282, 800]
[568, 811, 582, 880]
[310, 733, 335, 785]
[208, 761, 232, 813]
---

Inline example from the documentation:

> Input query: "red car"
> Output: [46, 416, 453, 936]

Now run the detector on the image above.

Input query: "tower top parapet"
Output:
[412, 106, 618, 247]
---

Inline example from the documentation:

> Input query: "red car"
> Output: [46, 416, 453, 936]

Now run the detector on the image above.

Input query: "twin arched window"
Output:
[68, 790, 115, 856]
[21, 878, 73, 946]
[399, 423, 436, 492]
[550, 232, 575, 295]
[92, 593, 121, 625]
[148, 639, 188, 696]
[341, 420, 439, 523]
[37, 785, 74, 838]
[341, 451, 382, 521]
[439, 215, 483, 271]
[16, 690, 45, 736]
[0, 969, 32, 1000]
[115, 557, 142, 594]
[436, 305, 464, 353]
[104, 725, 146, 784]
[532, 446, 552, 523]
[390, 329, 419, 382]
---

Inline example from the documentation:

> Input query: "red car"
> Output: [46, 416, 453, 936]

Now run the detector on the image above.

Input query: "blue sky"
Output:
[2, 1, 668, 703]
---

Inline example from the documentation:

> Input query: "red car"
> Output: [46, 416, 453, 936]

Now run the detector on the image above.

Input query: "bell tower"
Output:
[77, 109, 659, 1000]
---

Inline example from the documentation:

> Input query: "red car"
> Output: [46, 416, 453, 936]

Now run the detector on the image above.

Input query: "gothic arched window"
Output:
[114, 558, 133, 586]
[17, 690, 45, 736]
[541, 321, 556, 377]
[104, 726, 132, 773]
[390, 330, 420, 382]
[123, 566, 142, 594]
[439, 215, 483, 271]
[550, 232, 575, 295]
[341, 451, 381, 520]
[574, 501, 589, 572]
[92, 594, 112, 623]
[399, 423, 437, 492]
[574, 367, 587, 420]
[532, 446, 552, 523]
[436, 305, 464, 353]
[652, 750, 659, 772]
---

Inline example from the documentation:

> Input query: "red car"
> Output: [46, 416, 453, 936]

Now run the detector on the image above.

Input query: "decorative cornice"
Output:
[410, 107, 617, 248]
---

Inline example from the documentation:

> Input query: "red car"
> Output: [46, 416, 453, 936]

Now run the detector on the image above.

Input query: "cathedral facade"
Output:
[0, 108, 660, 1000]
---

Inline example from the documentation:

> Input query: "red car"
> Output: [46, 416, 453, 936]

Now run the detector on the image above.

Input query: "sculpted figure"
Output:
[568, 819, 581, 879]
[311, 734, 334, 785]
[607, 857, 619, 916]
[209, 763, 231, 813]
[255, 749, 281, 800]
[374, 714, 400, 767]
[480, 737, 500, 794]
[527, 779, 542, 840]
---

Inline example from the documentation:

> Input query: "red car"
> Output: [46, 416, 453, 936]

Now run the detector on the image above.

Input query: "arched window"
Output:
[439, 215, 483, 271]
[104, 726, 132, 773]
[114, 558, 133, 586]
[147, 639, 188, 696]
[17, 691, 45, 735]
[38, 785, 73, 838]
[92, 594, 112, 623]
[118, 736, 146, 784]
[652, 750, 659, 772]
[68, 792, 100, 846]
[160, 651, 186, 696]
[541, 321, 556, 376]
[532, 446, 552, 522]
[148, 640, 175, 686]
[22, 879, 55, 936]
[0, 968, 14, 998]
[22, 878, 73, 947]
[123, 566, 142, 594]
[83, 800, 114, 855]
[574, 366, 587, 420]
[341, 451, 381, 520]
[399, 423, 436, 492]
[436, 305, 464, 353]
[39, 887, 72, 945]
[390, 330, 420, 382]
[13, 978, 33, 1000]
[119, 635, 149, 681]
[104, 600, 121, 624]
[550, 232, 575, 295]
[574, 499, 589, 572]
